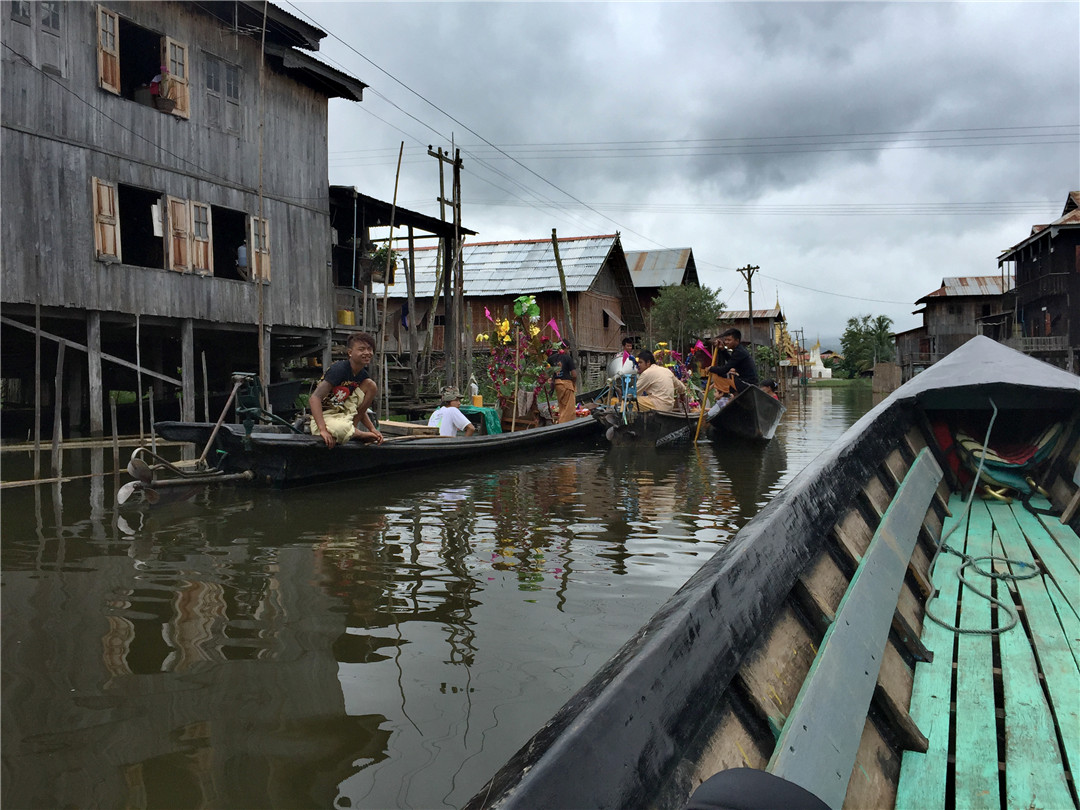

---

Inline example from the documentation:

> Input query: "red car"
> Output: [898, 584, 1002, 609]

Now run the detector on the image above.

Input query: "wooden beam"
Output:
[2, 315, 182, 387]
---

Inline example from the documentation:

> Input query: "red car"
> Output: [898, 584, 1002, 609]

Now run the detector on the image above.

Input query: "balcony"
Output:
[1003, 335, 1069, 353]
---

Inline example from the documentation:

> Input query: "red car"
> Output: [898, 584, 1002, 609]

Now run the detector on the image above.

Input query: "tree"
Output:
[647, 285, 724, 352]
[839, 314, 895, 377]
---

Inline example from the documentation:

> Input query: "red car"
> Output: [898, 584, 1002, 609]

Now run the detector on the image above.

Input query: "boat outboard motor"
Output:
[684, 768, 829, 810]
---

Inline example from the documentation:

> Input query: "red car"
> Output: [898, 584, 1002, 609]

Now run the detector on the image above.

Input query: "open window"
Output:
[96, 5, 188, 118]
[210, 206, 247, 281]
[117, 184, 164, 269]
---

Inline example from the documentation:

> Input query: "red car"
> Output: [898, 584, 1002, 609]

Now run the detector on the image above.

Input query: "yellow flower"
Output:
[476, 333, 489, 342]
[530, 325, 540, 337]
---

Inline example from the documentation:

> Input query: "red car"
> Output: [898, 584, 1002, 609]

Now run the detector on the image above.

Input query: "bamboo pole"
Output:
[551, 229, 579, 382]
[377, 142, 405, 418]
[147, 386, 157, 455]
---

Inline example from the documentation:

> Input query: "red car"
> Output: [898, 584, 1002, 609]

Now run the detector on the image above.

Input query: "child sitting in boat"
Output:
[428, 388, 476, 437]
[308, 331, 384, 448]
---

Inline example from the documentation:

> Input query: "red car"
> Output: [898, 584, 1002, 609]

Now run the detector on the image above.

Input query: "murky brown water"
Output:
[1, 386, 872, 809]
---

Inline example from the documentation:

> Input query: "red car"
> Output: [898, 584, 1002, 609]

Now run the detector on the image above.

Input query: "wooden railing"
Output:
[1003, 335, 1069, 352]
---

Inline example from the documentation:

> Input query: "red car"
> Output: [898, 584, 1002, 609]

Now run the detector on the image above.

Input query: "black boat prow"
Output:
[708, 383, 786, 440]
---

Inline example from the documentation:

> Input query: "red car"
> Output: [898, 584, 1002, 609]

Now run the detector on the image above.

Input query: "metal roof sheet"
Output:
[998, 191, 1080, 259]
[721, 308, 784, 320]
[624, 248, 693, 287]
[918, 276, 1006, 301]
[371, 235, 619, 298]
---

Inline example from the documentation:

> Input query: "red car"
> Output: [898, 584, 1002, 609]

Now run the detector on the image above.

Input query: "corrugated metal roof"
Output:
[624, 248, 693, 287]
[998, 191, 1080, 259]
[371, 235, 619, 298]
[918, 276, 1006, 301]
[721, 308, 784, 320]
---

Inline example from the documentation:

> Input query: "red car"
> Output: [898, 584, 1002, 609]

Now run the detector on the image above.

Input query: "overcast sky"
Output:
[292, 1, 1078, 347]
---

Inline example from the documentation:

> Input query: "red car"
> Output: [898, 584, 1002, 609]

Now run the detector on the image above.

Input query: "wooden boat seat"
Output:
[766, 447, 944, 808]
[896, 493, 1079, 810]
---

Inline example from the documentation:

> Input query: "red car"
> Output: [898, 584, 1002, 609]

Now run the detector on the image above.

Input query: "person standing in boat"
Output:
[709, 328, 759, 392]
[308, 331, 384, 448]
[635, 349, 686, 411]
[428, 387, 476, 437]
[548, 344, 578, 423]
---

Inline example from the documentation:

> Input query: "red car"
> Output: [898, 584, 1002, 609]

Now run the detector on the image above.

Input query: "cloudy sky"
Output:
[291, 1, 1077, 347]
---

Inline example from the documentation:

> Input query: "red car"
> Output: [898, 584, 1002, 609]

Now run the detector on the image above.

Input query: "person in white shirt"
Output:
[428, 388, 476, 437]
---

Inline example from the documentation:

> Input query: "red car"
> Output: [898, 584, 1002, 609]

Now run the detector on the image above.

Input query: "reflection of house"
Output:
[623, 248, 699, 335]
[996, 190, 1080, 370]
[895, 276, 1009, 381]
[1, 2, 366, 437]
[371, 234, 645, 390]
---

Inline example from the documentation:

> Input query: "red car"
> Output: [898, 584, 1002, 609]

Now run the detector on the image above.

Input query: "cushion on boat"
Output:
[685, 768, 829, 810]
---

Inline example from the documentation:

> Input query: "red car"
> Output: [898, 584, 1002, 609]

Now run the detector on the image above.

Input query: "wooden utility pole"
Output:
[736, 264, 760, 362]
[428, 144, 464, 389]
[550, 229, 578, 379]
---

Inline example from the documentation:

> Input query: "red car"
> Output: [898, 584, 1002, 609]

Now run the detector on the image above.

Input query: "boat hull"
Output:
[154, 416, 602, 487]
[592, 405, 698, 447]
[464, 337, 1080, 810]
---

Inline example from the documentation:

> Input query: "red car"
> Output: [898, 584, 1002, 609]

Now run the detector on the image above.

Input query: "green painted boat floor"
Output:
[896, 494, 1079, 810]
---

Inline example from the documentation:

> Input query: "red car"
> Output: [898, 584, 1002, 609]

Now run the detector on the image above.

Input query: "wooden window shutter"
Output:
[190, 202, 213, 275]
[166, 196, 190, 272]
[97, 6, 119, 94]
[92, 177, 121, 261]
[162, 38, 190, 119]
[249, 216, 271, 281]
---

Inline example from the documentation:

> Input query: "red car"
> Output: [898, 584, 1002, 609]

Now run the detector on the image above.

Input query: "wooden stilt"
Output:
[201, 351, 209, 422]
[51, 342, 65, 476]
[181, 318, 195, 422]
[88, 311, 103, 437]
[147, 386, 157, 454]
[135, 315, 144, 442]
[34, 304, 41, 478]
[110, 392, 120, 473]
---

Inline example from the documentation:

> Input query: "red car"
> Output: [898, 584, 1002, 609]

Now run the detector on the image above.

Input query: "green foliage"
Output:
[754, 344, 782, 377]
[839, 314, 895, 377]
[647, 285, 724, 351]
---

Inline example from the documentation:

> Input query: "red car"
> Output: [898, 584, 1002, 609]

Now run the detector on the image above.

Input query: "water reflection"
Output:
[1, 385, 872, 809]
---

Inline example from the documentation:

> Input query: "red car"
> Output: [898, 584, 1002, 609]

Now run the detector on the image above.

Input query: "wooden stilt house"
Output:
[1, 1, 367, 439]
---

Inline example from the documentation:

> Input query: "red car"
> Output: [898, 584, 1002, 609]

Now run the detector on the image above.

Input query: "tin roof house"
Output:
[1, 1, 367, 438]
[996, 190, 1080, 370]
[370, 234, 646, 392]
[623, 248, 699, 336]
[895, 276, 1010, 381]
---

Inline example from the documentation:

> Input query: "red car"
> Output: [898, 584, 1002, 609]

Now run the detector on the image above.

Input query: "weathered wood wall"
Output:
[1, 1, 333, 330]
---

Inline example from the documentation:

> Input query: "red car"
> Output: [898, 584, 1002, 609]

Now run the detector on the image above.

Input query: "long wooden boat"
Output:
[149, 414, 602, 489]
[464, 336, 1080, 810]
[708, 383, 786, 440]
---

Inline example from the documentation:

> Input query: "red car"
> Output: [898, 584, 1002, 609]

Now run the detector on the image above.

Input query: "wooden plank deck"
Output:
[897, 493, 1079, 810]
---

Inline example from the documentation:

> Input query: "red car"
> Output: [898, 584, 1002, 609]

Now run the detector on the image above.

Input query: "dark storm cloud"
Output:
[299, 0, 1078, 339]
